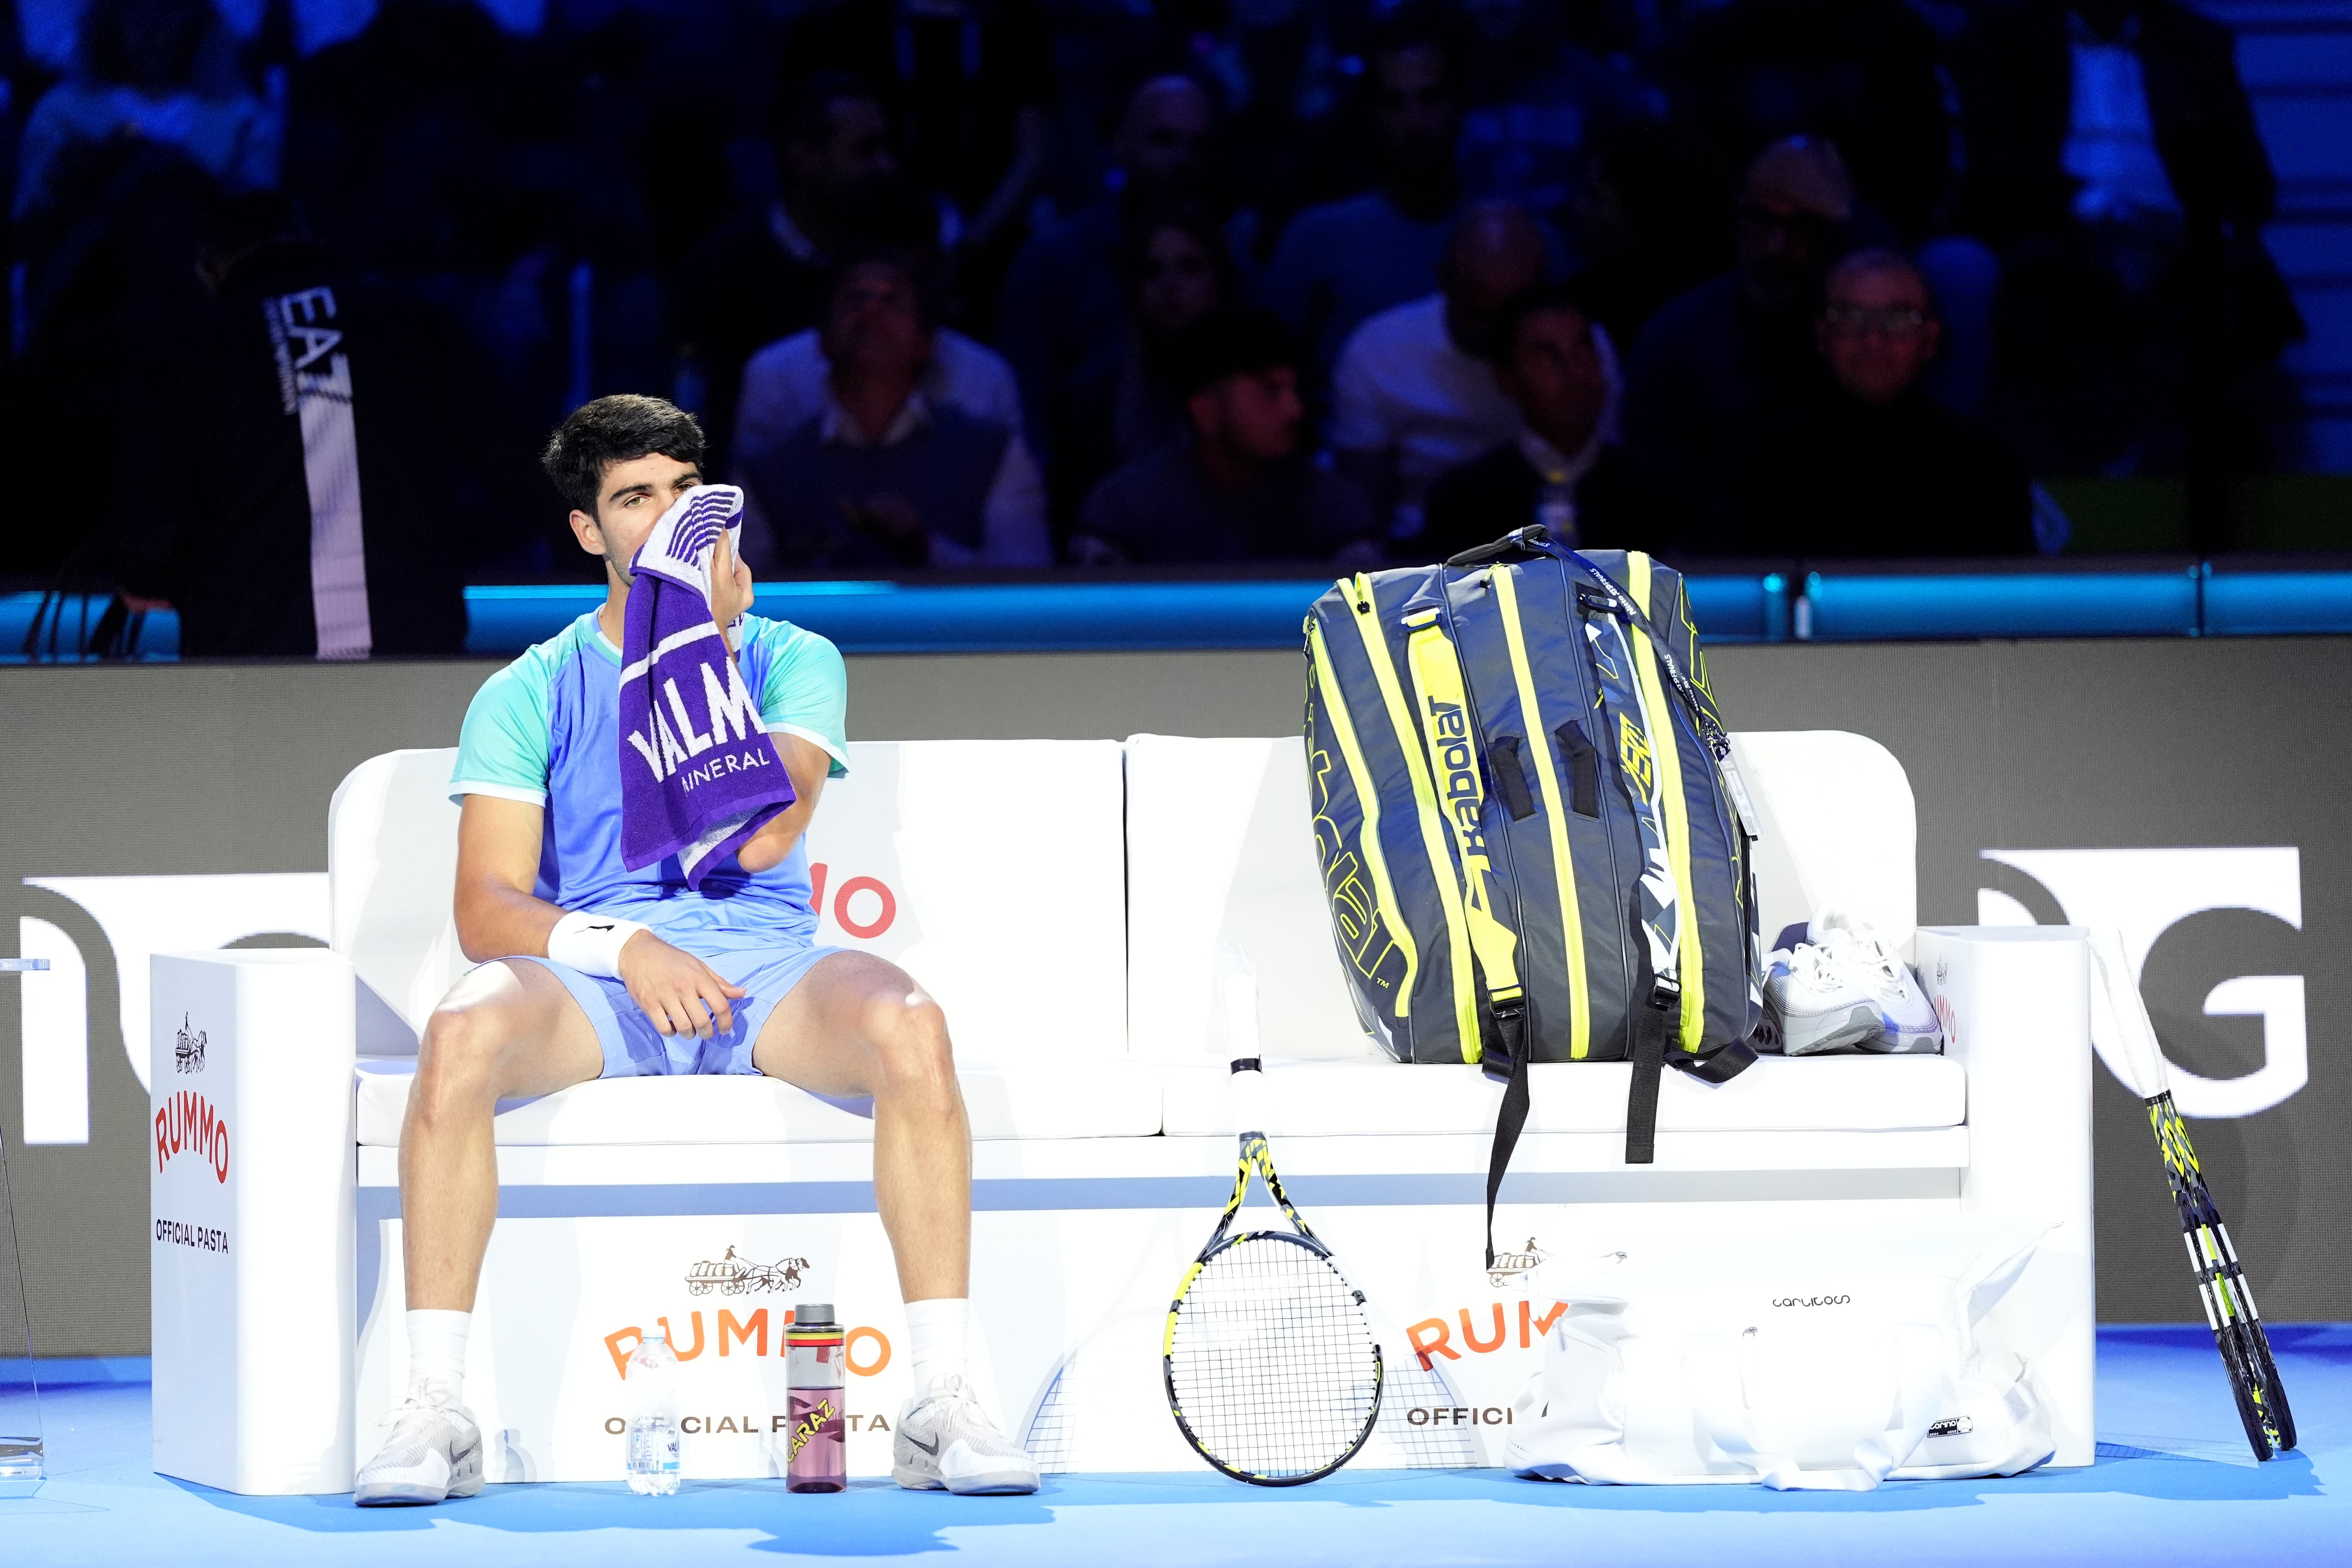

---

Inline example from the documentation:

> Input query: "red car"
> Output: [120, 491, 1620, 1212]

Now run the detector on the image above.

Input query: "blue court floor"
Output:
[7, 1325, 2346, 1568]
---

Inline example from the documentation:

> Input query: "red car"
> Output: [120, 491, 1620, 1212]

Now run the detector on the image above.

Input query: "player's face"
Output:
[572, 454, 703, 584]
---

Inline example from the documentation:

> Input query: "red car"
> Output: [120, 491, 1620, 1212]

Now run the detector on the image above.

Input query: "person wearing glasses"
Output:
[1620, 137, 1857, 550]
[1738, 248, 2036, 557]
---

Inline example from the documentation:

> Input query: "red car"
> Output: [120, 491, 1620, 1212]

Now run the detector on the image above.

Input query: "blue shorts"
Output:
[510, 942, 847, 1079]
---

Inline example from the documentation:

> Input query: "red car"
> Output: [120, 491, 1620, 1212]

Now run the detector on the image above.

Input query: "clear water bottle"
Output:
[785, 1304, 847, 1493]
[625, 1323, 683, 1496]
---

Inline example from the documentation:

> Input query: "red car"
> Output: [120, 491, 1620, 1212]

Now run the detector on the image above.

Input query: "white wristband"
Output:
[546, 910, 649, 978]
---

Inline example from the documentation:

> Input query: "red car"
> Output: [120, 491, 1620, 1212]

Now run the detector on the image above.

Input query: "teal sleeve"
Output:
[450, 655, 553, 804]
[754, 621, 850, 777]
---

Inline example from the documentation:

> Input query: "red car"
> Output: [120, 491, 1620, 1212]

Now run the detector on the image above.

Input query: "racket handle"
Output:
[2088, 926, 2168, 1100]
[1229, 1055, 1266, 1136]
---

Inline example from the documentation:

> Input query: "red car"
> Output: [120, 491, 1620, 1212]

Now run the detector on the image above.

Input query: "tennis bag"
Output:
[1302, 530, 1764, 1259]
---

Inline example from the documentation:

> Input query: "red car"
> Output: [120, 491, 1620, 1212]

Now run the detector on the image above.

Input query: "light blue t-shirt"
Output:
[451, 612, 849, 953]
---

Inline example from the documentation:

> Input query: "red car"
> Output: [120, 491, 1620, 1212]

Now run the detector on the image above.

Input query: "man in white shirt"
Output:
[1330, 202, 1552, 544]
[735, 324, 1026, 477]
[741, 253, 1049, 570]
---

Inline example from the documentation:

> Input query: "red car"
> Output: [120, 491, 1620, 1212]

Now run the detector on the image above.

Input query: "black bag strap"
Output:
[1482, 996, 1529, 1269]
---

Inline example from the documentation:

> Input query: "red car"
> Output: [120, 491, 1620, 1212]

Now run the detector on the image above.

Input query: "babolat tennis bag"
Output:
[1302, 528, 1764, 1263]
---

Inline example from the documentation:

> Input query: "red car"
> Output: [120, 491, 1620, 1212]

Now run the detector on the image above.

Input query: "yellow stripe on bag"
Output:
[1625, 552, 1704, 1052]
[1347, 578, 1479, 1060]
[1308, 622, 1418, 1016]
[1491, 565, 1591, 1059]
[1402, 612, 1525, 1014]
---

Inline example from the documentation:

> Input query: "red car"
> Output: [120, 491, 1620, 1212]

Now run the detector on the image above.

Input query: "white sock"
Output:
[904, 1297, 969, 1396]
[407, 1309, 471, 1401]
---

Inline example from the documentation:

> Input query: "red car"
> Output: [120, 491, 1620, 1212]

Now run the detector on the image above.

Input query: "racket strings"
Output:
[1168, 1234, 1380, 1480]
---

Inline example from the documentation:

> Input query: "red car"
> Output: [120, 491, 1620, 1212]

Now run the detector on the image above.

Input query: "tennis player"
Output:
[355, 394, 1039, 1504]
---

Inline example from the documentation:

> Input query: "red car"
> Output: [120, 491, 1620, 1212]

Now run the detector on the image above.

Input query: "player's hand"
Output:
[616, 932, 747, 1039]
[710, 526, 755, 631]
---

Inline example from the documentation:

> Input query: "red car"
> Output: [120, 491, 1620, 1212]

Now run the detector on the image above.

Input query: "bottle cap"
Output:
[795, 1303, 836, 1327]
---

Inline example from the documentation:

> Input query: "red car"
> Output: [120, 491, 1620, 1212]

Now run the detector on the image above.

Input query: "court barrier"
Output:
[11, 555, 2352, 663]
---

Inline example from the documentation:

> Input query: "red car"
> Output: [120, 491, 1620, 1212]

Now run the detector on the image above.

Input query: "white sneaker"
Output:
[354, 1385, 484, 1506]
[893, 1374, 1041, 1495]
[1763, 940, 1882, 1056]
[1810, 908, 1942, 1054]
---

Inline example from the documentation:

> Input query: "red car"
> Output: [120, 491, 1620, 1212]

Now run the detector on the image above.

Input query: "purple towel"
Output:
[618, 484, 796, 885]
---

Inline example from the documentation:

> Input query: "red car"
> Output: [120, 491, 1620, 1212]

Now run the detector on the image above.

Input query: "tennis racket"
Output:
[2090, 930, 2295, 1460]
[1163, 1058, 1383, 1485]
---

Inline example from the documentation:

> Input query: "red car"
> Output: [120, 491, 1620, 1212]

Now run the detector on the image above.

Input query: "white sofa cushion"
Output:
[1123, 731, 1923, 1067]
[329, 739, 1131, 1067]
[1160, 1056, 1965, 1137]
[354, 1057, 1163, 1146]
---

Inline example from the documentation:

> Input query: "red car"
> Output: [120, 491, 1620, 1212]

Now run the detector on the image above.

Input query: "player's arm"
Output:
[453, 795, 747, 1040]
[734, 734, 829, 874]
[706, 523, 835, 876]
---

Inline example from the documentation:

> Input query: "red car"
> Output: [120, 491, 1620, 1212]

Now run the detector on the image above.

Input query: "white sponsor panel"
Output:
[347, 1194, 1979, 1480]
[150, 949, 357, 1496]
[24, 872, 331, 1101]
[18, 916, 86, 1144]
[1977, 847, 2308, 1116]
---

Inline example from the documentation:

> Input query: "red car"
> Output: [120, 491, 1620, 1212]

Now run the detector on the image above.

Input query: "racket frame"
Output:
[2092, 931, 2294, 1459]
[1162, 1071, 1385, 1487]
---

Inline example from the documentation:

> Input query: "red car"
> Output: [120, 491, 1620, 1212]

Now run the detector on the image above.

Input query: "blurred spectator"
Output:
[1044, 204, 1247, 539]
[674, 72, 904, 478]
[1733, 249, 2034, 556]
[1420, 281, 1634, 559]
[110, 195, 551, 657]
[788, 0, 1055, 323]
[1666, 0, 1952, 245]
[996, 77, 1221, 506]
[1197, 0, 1349, 244]
[744, 251, 1049, 571]
[1073, 309, 1378, 566]
[1621, 136, 1850, 550]
[735, 308, 1025, 479]
[16, 0, 278, 222]
[1331, 202, 1551, 543]
[1454, 0, 1653, 223]
[1264, 13, 1467, 372]
[1958, 0, 2302, 477]
[1568, 118, 1733, 359]
[10, 135, 216, 577]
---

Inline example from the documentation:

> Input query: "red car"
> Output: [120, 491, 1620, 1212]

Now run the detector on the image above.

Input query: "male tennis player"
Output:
[354, 393, 1039, 1503]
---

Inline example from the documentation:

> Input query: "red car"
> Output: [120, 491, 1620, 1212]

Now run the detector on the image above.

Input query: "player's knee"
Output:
[413, 1004, 506, 1120]
[866, 991, 954, 1099]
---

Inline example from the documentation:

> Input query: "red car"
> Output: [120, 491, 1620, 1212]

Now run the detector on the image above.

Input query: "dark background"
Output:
[3, 635, 2345, 1353]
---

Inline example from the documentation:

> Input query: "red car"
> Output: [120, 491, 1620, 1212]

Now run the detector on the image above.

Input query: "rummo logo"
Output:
[1486, 1237, 1548, 1289]
[807, 863, 897, 940]
[155, 1090, 229, 1183]
[602, 1311, 891, 1378]
[685, 1247, 809, 1297]
[174, 1013, 208, 1074]
[1979, 847, 2307, 1116]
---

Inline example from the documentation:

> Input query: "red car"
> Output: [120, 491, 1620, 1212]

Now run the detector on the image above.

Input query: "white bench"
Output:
[147, 731, 2093, 1493]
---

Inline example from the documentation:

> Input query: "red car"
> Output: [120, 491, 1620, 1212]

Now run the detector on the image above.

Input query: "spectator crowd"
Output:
[0, 0, 2308, 651]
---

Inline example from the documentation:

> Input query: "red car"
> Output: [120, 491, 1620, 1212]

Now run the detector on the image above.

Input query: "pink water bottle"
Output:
[785, 1305, 847, 1492]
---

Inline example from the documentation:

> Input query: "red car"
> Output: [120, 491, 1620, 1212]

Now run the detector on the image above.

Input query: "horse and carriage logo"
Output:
[174, 1013, 208, 1074]
[685, 1247, 810, 1297]
[1487, 1237, 1548, 1289]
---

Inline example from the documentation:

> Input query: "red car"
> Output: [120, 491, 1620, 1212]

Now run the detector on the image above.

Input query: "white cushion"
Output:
[1121, 734, 1393, 1064]
[1729, 731, 1917, 954]
[327, 738, 1133, 1066]
[1160, 1056, 1966, 1137]
[1123, 731, 1922, 1066]
[354, 1057, 1163, 1146]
